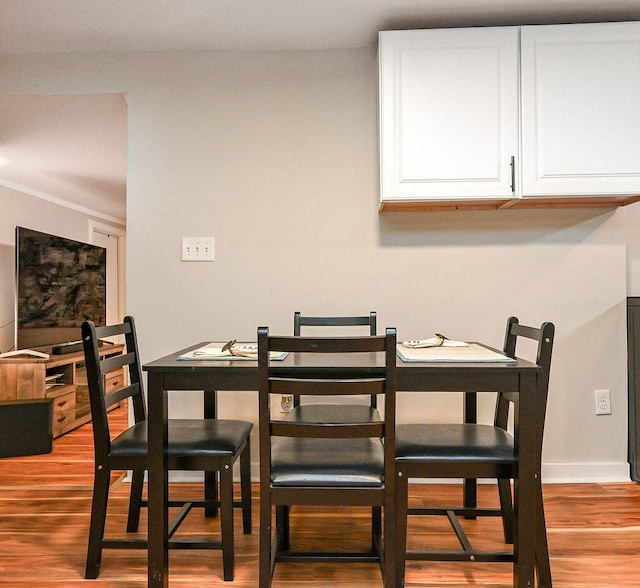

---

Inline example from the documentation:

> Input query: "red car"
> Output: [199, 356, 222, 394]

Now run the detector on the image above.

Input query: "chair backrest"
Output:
[495, 316, 555, 438]
[81, 316, 146, 461]
[257, 326, 397, 484]
[293, 311, 377, 336]
[293, 312, 378, 408]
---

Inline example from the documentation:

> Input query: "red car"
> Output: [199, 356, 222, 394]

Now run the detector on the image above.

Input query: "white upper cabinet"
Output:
[379, 28, 519, 205]
[520, 22, 640, 198]
[379, 22, 640, 210]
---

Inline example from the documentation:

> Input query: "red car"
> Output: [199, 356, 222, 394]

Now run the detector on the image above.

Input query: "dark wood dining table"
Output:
[143, 341, 541, 588]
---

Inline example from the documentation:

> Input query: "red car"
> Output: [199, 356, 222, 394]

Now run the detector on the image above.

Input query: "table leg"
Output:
[514, 372, 537, 587]
[148, 372, 169, 588]
[204, 390, 219, 518]
[383, 494, 395, 588]
[463, 392, 477, 518]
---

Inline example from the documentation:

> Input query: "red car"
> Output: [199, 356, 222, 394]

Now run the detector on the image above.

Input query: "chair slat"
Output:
[268, 334, 386, 354]
[104, 383, 140, 409]
[510, 323, 540, 341]
[100, 351, 136, 376]
[92, 323, 132, 339]
[294, 312, 376, 335]
[270, 378, 385, 397]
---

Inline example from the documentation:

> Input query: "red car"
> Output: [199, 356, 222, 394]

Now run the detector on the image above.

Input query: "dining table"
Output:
[143, 339, 541, 588]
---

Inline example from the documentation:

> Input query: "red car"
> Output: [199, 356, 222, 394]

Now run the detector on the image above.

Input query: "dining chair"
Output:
[394, 317, 554, 587]
[258, 326, 397, 587]
[290, 311, 378, 413]
[290, 312, 385, 552]
[81, 316, 253, 581]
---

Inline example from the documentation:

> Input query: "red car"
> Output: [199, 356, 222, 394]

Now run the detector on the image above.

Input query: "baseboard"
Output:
[541, 462, 631, 484]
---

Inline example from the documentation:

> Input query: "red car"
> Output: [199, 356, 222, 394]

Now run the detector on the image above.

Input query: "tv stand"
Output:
[0, 344, 125, 438]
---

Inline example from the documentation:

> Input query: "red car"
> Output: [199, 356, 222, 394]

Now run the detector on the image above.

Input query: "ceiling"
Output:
[1, 0, 639, 223]
[2, 0, 639, 54]
[0, 93, 127, 223]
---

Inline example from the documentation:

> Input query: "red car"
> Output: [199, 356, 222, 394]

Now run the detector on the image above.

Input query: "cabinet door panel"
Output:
[379, 28, 519, 202]
[521, 22, 640, 196]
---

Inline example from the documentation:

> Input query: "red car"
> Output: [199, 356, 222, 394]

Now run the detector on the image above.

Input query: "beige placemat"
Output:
[397, 343, 515, 363]
[178, 343, 287, 361]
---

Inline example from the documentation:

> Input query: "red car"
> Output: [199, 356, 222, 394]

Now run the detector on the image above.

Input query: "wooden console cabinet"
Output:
[0, 344, 125, 438]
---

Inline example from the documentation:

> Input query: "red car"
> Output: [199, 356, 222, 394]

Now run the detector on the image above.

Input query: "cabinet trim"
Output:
[380, 194, 640, 212]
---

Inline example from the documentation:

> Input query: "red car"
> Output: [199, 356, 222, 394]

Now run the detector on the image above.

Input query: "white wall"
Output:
[0, 48, 631, 482]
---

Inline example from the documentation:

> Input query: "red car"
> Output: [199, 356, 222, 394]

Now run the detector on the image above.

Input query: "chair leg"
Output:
[275, 505, 290, 550]
[372, 506, 382, 552]
[205, 470, 219, 518]
[259, 485, 273, 587]
[126, 469, 145, 533]
[395, 471, 409, 588]
[240, 439, 252, 534]
[85, 466, 110, 579]
[219, 464, 235, 581]
[463, 478, 477, 519]
[498, 478, 514, 544]
[535, 481, 552, 587]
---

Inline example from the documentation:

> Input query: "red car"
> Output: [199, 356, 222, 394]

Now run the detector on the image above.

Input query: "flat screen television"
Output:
[15, 226, 106, 350]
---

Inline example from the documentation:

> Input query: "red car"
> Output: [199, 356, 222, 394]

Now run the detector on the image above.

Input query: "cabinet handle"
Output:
[510, 155, 516, 194]
[58, 400, 67, 408]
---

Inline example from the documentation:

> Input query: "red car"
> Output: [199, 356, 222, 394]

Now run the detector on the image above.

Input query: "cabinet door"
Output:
[379, 28, 519, 203]
[521, 22, 640, 197]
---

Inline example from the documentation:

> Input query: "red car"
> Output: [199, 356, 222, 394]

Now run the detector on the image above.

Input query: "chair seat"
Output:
[286, 403, 381, 423]
[111, 419, 253, 458]
[271, 437, 384, 487]
[396, 423, 514, 463]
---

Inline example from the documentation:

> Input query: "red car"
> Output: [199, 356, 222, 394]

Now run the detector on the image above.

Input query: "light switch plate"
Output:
[181, 237, 214, 261]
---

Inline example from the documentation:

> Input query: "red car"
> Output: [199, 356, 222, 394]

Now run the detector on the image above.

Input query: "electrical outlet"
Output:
[595, 389, 612, 415]
[280, 394, 293, 413]
[181, 237, 214, 262]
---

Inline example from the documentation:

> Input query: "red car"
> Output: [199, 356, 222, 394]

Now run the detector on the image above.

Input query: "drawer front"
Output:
[104, 368, 125, 396]
[52, 390, 76, 437]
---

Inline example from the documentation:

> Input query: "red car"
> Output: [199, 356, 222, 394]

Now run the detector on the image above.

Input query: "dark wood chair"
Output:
[394, 317, 554, 587]
[258, 326, 397, 587]
[291, 311, 378, 412]
[81, 316, 252, 581]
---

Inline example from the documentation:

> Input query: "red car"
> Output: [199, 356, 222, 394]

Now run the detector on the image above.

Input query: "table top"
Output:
[143, 341, 539, 393]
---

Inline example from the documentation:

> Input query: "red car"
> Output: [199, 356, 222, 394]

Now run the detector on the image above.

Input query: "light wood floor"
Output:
[1, 406, 640, 586]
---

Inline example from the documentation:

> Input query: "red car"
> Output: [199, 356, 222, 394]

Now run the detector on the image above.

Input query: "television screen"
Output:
[15, 227, 106, 350]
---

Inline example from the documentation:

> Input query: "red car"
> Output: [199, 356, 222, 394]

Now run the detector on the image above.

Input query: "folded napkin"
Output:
[402, 336, 468, 349]
[191, 344, 257, 358]
[229, 345, 257, 358]
[179, 343, 287, 361]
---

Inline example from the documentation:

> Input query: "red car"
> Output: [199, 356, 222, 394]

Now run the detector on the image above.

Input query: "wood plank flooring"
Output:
[1, 407, 640, 586]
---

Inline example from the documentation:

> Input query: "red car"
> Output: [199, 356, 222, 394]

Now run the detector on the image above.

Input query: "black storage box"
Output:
[0, 399, 53, 458]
